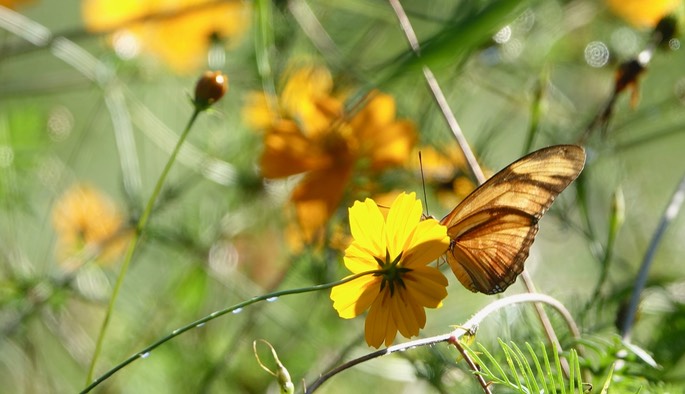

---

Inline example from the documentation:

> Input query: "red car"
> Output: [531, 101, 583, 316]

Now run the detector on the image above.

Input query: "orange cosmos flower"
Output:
[330, 192, 450, 348]
[249, 66, 417, 243]
[52, 184, 130, 268]
[82, 0, 250, 73]
[606, 0, 681, 28]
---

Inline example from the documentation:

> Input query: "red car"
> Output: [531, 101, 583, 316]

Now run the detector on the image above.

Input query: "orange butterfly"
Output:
[440, 145, 586, 294]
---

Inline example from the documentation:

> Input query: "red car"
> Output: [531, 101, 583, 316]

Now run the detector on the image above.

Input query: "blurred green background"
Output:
[2, 0, 685, 392]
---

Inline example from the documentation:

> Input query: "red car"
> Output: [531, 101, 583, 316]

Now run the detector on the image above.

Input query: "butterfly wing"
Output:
[440, 145, 586, 294]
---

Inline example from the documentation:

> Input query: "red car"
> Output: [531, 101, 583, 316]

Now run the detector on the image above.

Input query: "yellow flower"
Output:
[243, 65, 340, 133]
[251, 66, 417, 243]
[0, 0, 32, 9]
[52, 184, 130, 268]
[82, 0, 250, 74]
[606, 0, 681, 28]
[330, 192, 450, 348]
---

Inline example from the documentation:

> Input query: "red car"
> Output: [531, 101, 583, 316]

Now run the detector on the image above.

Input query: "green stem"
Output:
[522, 72, 545, 155]
[589, 188, 624, 303]
[85, 107, 202, 384]
[80, 270, 377, 393]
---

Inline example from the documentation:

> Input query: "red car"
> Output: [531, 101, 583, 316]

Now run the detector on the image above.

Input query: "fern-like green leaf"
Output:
[527, 342, 549, 393]
[462, 340, 588, 394]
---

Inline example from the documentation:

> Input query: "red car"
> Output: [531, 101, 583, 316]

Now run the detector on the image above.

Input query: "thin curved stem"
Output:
[85, 108, 202, 384]
[306, 293, 581, 393]
[619, 171, 685, 340]
[81, 270, 378, 393]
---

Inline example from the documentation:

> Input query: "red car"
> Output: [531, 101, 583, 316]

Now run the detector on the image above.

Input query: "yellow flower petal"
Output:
[348, 199, 386, 258]
[292, 166, 353, 243]
[606, 0, 681, 28]
[343, 242, 381, 273]
[331, 275, 380, 319]
[364, 294, 388, 348]
[391, 291, 424, 339]
[352, 93, 417, 170]
[389, 293, 410, 338]
[260, 121, 329, 178]
[242, 92, 277, 130]
[403, 219, 450, 269]
[365, 291, 400, 348]
[385, 192, 422, 260]
[280, 66, 342, 135]
[404, 267, 449, 308]
[368, 121, 417, 170]
[82, 0, 146, 31]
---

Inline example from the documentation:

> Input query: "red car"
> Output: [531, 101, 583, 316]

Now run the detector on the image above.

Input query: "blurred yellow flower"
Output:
[606, 0, 681, 28]
[249, 66, 417, 243]
[81, 0, 250, 73]
[0, 0, 33, 8]
[414, 145, 489, 210]
[52, 184, 130, 268]
[330, 192, 450, 348]
[243, 66, 338, 132]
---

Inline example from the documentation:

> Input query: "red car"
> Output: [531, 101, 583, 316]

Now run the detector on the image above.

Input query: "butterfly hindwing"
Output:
[445, 209, 539, 294]
[440, 145, 586, 294]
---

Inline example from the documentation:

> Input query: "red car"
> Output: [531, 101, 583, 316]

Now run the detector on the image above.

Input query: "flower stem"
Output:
[85, 107, 202, 385]
[619, 170, 685, 340]
[306, 293, 582, 393]
[80, 270, 377, 393]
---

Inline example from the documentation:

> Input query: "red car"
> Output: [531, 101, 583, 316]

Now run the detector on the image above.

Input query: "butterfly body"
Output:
[440, 145, 586, 294]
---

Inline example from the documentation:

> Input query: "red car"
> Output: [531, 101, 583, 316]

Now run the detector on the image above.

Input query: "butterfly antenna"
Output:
[418, 151, 430, 216]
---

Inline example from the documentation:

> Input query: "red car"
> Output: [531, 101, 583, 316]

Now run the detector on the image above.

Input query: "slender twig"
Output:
[619, 171, 685, 340]
[254, 0, 279, 112]
[306, 293, 581, 393]
[522, 72, 546, 155]
[85, 107, 202, 384]
[287, 0, 345, 66]
[387, 0, 486, 184]
[450, 335, 493, 394]
[81, 270, 378, 393]
[386, 0, 572, 379]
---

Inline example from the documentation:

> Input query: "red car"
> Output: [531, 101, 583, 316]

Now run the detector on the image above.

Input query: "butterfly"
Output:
[440, 145, 586, 294]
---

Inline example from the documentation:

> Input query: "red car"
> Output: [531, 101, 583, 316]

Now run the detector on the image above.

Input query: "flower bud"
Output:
[194, 70, 228, 110]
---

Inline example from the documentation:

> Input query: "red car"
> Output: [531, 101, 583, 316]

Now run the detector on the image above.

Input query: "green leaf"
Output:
[377, 0, 531, 84]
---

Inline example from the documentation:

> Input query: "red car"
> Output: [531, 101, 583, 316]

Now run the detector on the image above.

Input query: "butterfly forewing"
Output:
[440, 145, 586, 294]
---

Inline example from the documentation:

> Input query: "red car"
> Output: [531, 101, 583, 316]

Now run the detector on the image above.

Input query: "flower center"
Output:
[374, 250, 411, 296]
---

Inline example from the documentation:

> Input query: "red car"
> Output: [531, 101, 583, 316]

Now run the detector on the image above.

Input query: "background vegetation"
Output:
[1, 0, 685, 392]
